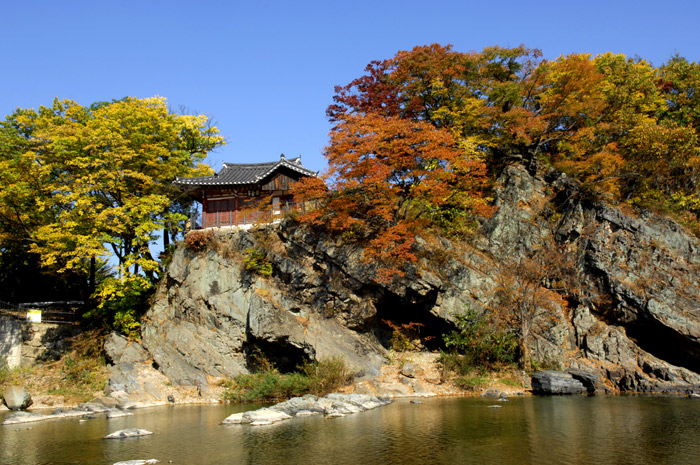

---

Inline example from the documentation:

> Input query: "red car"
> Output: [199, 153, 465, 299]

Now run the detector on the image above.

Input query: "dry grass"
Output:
[1, 329, 109, 407]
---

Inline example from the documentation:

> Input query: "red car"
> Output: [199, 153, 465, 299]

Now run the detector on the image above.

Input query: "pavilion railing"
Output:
[193, 200, 318, 230]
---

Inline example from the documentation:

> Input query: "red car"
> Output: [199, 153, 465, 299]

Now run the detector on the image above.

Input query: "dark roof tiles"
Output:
[174, 154, 316, 187]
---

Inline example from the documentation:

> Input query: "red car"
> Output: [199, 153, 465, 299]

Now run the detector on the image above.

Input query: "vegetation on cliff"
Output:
[293, 43, 700, 369]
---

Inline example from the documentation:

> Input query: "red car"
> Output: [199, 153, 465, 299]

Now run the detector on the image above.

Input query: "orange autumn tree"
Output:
[298, 44, 700, 283]
[326, 44, 699, 211]
[294, 113, 491, 282]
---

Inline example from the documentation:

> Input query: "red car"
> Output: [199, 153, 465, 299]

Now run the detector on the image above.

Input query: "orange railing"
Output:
[196, 201, 298, 229]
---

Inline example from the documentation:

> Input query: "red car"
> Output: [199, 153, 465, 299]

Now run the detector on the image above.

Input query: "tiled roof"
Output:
[174, 154, 316, 187]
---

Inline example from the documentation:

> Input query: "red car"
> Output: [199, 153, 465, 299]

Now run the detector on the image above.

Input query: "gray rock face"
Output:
[2, 385, 32, 410]
[129, 162, 700, 395]
[479, 166, 700, 391]
[531, 371, 587, 395]
[105, 332, 149, 365]
[140, 227, 389, 387]
[401, 362, 423, 378]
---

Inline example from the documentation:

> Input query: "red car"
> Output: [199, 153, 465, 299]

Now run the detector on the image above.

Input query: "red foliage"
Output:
[184, 230, 212, 252]
[294, 112, 491, 283]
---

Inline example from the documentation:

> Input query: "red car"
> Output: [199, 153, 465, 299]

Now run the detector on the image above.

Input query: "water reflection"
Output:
[2, 396, 699, 464]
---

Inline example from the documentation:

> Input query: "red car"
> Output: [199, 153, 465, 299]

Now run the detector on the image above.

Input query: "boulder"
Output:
[2, 386, 33, 410]
[400, 362, 423, 378]
[220, 412, 245, 424]
[90, 396, 121, 408]
[246, 408, 292, 425]
[105, 360, 175, 403]
[325, 393, 390, 411]
[271, 395, 322, 416]
[531, 371, 587, 395]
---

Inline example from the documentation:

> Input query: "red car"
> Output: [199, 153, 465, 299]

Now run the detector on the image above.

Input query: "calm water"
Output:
[1, 396, 699, 465]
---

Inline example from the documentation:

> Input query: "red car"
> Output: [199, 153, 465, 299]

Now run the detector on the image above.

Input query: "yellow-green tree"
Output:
[0, 97, 223, 313]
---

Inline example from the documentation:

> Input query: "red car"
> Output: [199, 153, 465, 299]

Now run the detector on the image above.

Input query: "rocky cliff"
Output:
[113, 163, 700, 399]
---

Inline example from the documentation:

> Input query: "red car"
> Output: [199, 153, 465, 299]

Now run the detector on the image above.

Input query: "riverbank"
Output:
[2, 350, 531, 414]
[342, 351, 531, 398]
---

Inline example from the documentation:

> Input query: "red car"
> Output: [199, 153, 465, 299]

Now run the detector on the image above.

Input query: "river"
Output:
[2, 395, 699, 464]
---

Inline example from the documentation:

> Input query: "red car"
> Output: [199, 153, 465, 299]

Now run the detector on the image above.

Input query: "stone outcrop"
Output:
[140, 228, 391, 388]
[482, 166, 700, 392]
[114, 162, 700, 397]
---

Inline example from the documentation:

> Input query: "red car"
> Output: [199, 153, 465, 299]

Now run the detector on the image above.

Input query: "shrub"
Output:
[243, 247, 273, 276]
[384, 320, 424, 352]
[87, 275, 152, 339]
[222, 357, 352, 403]
[442, 307, 519, 369]
[222, 370, 311, 403]
[454, 375, 488, 391]
[299, 357, 353, 394]
[184, 230, 212, 252]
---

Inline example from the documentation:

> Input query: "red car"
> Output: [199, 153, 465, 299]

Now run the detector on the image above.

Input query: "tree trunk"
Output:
[520, 336, 531, 371]
[163, 222, 170, 250]
[88, 255, 96, 294]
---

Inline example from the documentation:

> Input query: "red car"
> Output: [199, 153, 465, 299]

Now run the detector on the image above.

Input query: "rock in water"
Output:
[221, 408, 292, 425]
[2, 386, 33, 410]
[2, 411, 47, 425]
[566, 369, 600, 393]
[221, 393, 393, 426]
[106, 408, 133, 418]
[113, 460, 159, 465]
[531, 371, 587, 395]
[104, 428, 154, 439]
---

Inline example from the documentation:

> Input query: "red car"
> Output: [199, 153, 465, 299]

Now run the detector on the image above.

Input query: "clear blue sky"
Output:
[3, 0, 699, 174]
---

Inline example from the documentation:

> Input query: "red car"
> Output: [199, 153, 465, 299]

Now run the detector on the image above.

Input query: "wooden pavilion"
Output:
[174, 154, 317, 229]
